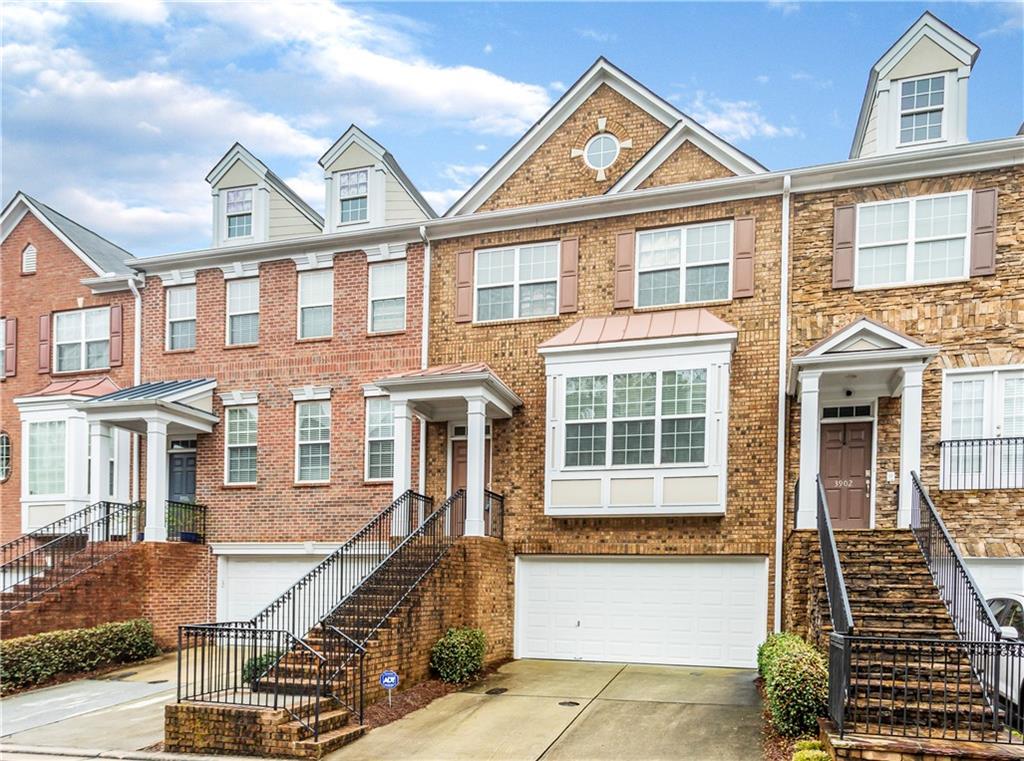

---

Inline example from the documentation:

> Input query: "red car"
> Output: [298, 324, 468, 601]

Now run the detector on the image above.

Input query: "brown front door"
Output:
[819, 422, 872, 529]
[450, 440, 491, 495]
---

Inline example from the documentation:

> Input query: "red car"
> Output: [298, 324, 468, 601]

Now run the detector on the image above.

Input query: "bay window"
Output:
[296, 400, 330, 482]
[166, 286, 196, 350]
[54, 307, 109, 372]
[475, 242, 558, 322]
[28, 420, 65, 495]
[226, 278, 259, 345]
[636, 221, 731, 307]
[225, 188, 253, 239]
[298, 270, 333, 339]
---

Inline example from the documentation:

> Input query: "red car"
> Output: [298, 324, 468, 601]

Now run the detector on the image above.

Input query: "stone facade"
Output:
[638, 140, 736, 189]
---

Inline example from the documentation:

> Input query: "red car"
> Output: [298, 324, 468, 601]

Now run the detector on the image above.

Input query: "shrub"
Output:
[793, 739, 823, 752]
[758, 632, 828, 737]
[430, 627, 486, 683]
[242, 651, 283, 684]
[0, 619, 159, 694]
[792, 751, 830, 761]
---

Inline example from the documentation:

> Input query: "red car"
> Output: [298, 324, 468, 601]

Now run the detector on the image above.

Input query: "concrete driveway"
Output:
[330, 660, 762, 761]
[1, 654, 178, 751]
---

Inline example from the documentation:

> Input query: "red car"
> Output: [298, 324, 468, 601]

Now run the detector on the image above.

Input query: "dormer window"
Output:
[899, 75, 945, 145]
[338, 169, 369, 224]
[225, 188, 254, 239]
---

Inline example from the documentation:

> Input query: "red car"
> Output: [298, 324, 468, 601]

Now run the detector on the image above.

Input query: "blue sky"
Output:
[2, 1, 1021, 257]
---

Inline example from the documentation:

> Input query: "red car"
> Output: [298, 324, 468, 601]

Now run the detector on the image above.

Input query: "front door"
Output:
[819, 422, 871, 529]
[168, 452, 197, 503]
[450, 440, 491, 495]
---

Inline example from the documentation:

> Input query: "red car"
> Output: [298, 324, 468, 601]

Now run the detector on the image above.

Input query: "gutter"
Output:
[773, 175, 791, 633]
[127, 277, 143, 502]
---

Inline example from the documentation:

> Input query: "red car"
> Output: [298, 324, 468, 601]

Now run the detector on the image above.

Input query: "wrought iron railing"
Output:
[940, 437, 1024, 491]
[483, 489, 504, 539]
[166, 501, 207, 543]
[816, 476, 854, 636]
[0, 501, 144, 612]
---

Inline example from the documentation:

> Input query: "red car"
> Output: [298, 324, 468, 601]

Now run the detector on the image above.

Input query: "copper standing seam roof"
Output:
[539, 308, 738, 349]
[378, 362, 496, 381]
[31, 377, 122, 398]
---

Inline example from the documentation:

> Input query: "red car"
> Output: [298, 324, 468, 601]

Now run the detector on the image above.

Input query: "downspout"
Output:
[417, 225, 431, 495]
[773, 175, 792, 632]
[128, 277, 143, 503]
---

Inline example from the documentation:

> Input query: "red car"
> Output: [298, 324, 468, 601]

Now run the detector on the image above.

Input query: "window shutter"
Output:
[38, 314, 51, 373]
[4, 318, 16, 377]
[109, 304, 124, 367]
[559, 237, 579, 314]
[832, 205, 856, 289]
[970, 188, 997, 277]
[613, 230, 635, 309]
[732, 217, 755, 298]
[455, 250, 474, 323]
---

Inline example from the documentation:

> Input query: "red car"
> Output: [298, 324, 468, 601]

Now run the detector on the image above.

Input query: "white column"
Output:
[390, 400, 414, 538]
[796, 371, 822, 530]
[89, 421, 111, 505]
[144, 418, 169, 541]
[898, 366, 924, 529]
[464, 396, 487, 537]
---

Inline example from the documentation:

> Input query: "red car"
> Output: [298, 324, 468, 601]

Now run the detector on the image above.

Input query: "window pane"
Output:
[565, 422, 606, 467]
[371, 297, 406, 332]
[367, 440, 394, 480]
[299, 443, 330, 481]
[661, 418, 706, 464]
[55, 312, 82, 342]
[340, 197, 367, 223]
[227, 407, 258, 446]
[169, 320, 196, 350]
[566, 376, 607, 421]
[476, 249, 514, 286]
[612, 420, 654, 465]
[476, 286, 513, 321]
[519, 282, 556, 317]
[168, 287, 196, 320]
[85, 309, 109, 340]
[369, 262, 406, 300]
[900, 110, 941, 144]
[637, 229, 681, 270]
[56, 343, 81, 371]
[367, 398, 394, 439]
[685, 222, 731, 264]
[1003, 378, 1024, 437]
[298, 401, 330, 442]
[915, 194, 968, 238]
[299, 271, 332, 306]
[951, 380, 985, 438]
[612, 373, 656, 418]
[0, 432, 11, 482]
[28, 421, 65, 495]
[229, 447, 257, 483]
[913, 238, 965, 281]
[585, 134, 618, 169]
[225, 188, 253, 213]
[637, 269, 680, 307]
[857, 244, 908, 286]
[301, 305, 333, 338]
[227, 214, 252, 238]
[518, 244, 558, 281]
[85, 340, 109, 369]
[338, 170, 368, 197]
[662, 370, 707, 415]
[685, 263, 729, 302]
[858, 202, 909, 246]
[229, 313, 259, 344]
[228, 279, 259, 313]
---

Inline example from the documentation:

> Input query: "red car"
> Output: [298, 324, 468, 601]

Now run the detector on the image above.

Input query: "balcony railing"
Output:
[483, 489, 504, 540]
[166, 501, 207, 543]
[939, 437, 1024, 490]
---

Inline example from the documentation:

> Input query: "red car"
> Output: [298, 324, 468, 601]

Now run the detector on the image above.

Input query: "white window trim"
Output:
[336, 167, 371, 228]
[853, 190, 972, 292]
[165, 285, 197, 351]
[584, 133, 620, 171]
[53, 307, 110, 374]
[368, 260, 407, 334]
[364, 397, 394, 483]
[0, 318, 6, 376]
[21, 244, 37, 274]
[223, 186, 255, 242]
[295, 399, 331, 484]
[297, 269, 334, 339]
[473, 242, 560, 324]
[633, 220, 734, 309]
[893, 72, 951, 149]
[225, 277, 260, 346]
[26, 419, 67, 497]
[224, 405, 258, 486]
[0, 430, 12, 483]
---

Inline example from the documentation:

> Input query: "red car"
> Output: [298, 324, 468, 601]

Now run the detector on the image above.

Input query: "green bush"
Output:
[793, 739, 823, 752]
[792, 751, 830, 761]
[0, 619, 159, 694]
[430, 627, 486, 683]
[758, 633, 828, 737]
[242, 651, 283, 684]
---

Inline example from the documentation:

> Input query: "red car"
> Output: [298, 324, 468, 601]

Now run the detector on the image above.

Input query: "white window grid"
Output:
[166, 285, 196, 351]
[295, 400, 331, 483]
[28, 420, 65, 496]
[562, 369, 709, 470]
[365, 397, 395, 481]
[474, 242, 559, 323]
[226, 278, 260, 345]
[225, 406, 258, 485]
[54, 307, 110, 372]
[225, 188, 254, 239]
[368, 261, 406, 333]
[584, 134, 619, 170]
[634, 220, 733, 308]
[854, 191, 971, 290]
[0, 431, 11, 482]
[298, 270, 334, 339]
[898, 75, 945, 145]
[338, 169, 369, 224]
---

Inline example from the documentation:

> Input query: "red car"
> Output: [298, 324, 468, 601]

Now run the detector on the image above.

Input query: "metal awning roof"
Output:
[87, 378, 215, 405]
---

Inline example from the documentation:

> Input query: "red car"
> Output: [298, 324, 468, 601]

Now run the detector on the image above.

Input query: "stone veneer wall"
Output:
[638, 141, 736, 189]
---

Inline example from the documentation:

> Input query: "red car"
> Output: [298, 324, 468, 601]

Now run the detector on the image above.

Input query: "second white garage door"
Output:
[515, 556, 768, 668]
[218, 555, 327, 622]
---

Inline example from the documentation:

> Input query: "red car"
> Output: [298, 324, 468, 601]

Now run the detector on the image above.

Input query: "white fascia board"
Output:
[318, 125, 387, 169]
[0, 194, 106, 277]
[209, 541, 350, 556]
[206, 143, 269, 186]
[788, 348, 938, 395]
[14, 394, 94, 410]
[74, 398, 219, 428]
[799, 319, 928, 357]
[378, 373, 523, 411]
[80, 274, 142, 294]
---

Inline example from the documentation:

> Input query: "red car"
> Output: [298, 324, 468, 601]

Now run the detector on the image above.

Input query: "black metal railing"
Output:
[816, 476, 854, 636]
[166, 501, 207, 543]
[318, 625, 366, 727]
[940, 437, 1024, 491]
[483, 489, 504, 539]
[0, 501, 144, 612]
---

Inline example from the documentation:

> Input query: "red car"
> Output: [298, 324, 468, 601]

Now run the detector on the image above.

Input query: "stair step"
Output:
[293, 723, 366, 754]
[274, 707, 352, 740]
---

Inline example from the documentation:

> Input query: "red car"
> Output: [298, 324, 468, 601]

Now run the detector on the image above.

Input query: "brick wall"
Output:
[139, 245, 425, 543]
[638, 141, 735, 188]
[0, 212, 137, 542]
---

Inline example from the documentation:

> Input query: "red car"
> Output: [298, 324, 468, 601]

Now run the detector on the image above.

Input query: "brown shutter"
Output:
[832, 204, 856, 289]
[4, 317, 16, 377]
[109, 304, 123, 367]
[38, 314, 51, 373]
[559, 237, 579, 314]
[970, 188, 997, 277]
[732, 217, 755, 298]
[613, 230, 635, 309]
[455, 250, 474, 323]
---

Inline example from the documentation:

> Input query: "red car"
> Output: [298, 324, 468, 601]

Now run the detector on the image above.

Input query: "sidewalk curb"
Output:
[0, 744, 255, 761]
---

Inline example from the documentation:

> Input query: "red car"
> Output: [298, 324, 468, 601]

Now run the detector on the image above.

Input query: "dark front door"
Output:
[820, 422, 871, 529]
[450, 440, 491, 495]
[169, 452, 197, 503]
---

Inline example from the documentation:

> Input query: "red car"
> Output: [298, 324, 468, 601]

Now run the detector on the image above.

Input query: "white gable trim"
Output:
[797, 318, 928, 360]
[0, 194, 106, 277]
[318, 125, 387, 169]
[206, 143, 269, 186]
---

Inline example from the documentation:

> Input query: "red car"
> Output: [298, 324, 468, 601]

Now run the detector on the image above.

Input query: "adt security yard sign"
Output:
[380, 670, 399, 706]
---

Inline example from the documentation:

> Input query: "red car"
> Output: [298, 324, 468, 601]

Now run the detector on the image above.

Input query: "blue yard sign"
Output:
[380, 670, 399, 706]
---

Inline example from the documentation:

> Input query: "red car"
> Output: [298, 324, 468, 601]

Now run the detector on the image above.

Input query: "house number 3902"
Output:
[833, 479, 853, 488]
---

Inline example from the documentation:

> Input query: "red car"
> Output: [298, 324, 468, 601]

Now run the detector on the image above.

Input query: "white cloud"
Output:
[91, 0, 169, 25]
[576, 28, 616, 43]
[483, 43, 493, 54]
[979, 3, 1024, 37]
[767, 0, 800, 15]
[791, 71, 833, 89]
[421, 188, 466, 215]
[686, 92, 802, 141]
[755, 74, 770, 84]
[422, 163, 490, 216]
[439, 164, 489, 185]
[549, 80, 567, 93]
[474, 144, 488, 151]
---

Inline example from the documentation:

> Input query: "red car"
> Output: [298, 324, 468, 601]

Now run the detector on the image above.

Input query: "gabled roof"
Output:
[0, 192, 137, 276]
[318, 125, 436, 219]
[795, 317, 930, 359]
[850, 12, 980, 159]
[445, 57, 764, 217]
[539, 308, 738, 350]
[206, 143, 324, 228]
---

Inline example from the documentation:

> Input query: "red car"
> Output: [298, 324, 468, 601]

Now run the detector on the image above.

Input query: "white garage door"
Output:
[218, 555, 326, 622]
[516, 556, 768, 668]
[965, 558, 1024, 598]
